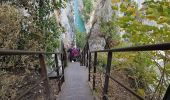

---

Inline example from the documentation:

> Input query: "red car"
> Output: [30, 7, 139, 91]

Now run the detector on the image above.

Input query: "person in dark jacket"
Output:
[67, 47, 73, 62]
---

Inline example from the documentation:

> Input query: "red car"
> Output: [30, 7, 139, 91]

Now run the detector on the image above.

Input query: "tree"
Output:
[98, 0, 170, 99]
[0, 1, 66, 99]
[75, 30, 86, 49]
[82, 0, 93, 22]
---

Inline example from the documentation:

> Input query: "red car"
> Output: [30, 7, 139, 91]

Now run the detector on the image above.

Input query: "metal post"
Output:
[39, 54, 50, 100]
[83, 49, 86, 66]
[80, 52, 83, 66]
[55, 54, 59, 76]
[102, 51, 112, 100]
[55, 54, 61, 91]
[58, 79, 61, 92]
[82, 50, 84, 66]
[163, 84, 170, 100]
[61, 53, 65, 82]
[82, 51, 84, 65]
[88, 52, 91, 81]
[86, 45, 89, 67]
[93, 52, 97, 90]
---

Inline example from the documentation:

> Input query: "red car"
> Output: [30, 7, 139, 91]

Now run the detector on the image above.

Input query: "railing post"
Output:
[83, 49, 84, 66]
[39, 54, 51, 100]
[55, 54, 61, 91]
[83, 49, 86, 66]
[81, 51, 84, 66]
[102, 51, 112, 100]
[61, 53, 65, 82]
[86, 48, 88, 67]
[88, 52, 91, 81]
[163, 84, 170, 100]
[80, 52, 83, 66]
[93, 52, 97, 90]
[82, 51, 84, 65]
[55, 54, 59, 76]
[82, 50, 84, 66]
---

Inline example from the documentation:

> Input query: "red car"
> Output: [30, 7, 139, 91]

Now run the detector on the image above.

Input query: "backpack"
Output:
[71, 48, 79, 57]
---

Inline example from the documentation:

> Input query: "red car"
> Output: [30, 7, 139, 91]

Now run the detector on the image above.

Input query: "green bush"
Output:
[75, 30, 87, 49]
[82, 0, 93, 22]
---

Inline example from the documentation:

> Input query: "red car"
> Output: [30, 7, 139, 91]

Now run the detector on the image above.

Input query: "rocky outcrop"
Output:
[56, 0, 113, 51]
[56, 0, 86, 48]
[55, 1, 74, 49]
[86, 0, 113, 51]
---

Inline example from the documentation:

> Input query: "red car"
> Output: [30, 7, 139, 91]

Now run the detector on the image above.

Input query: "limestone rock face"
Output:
[88, 37, 105, 51]
[55, 1, 74, 48]
[86, 0, 113, 51]
[95, 0, 113, 22]
[56, 0, 113, 50]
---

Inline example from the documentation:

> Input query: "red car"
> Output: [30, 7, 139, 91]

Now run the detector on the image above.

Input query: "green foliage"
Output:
[83, 0, 92, 14]
[100, 13, 120, 48]
[112, 5, 118, 10]
[0, 0, 65, 51]
[97, 0, 170, 98]
[45, 15, 63, 52]
[117, 0, 170, 45]
[53, 0, 67, 9]
[82, 0, 93, 22]
[116, 0, 170, 98]
[75, 30, 86, 49]
[97, 53, 108, 67]
[0, 1, 65, 99]
[100, 14, 120, 41]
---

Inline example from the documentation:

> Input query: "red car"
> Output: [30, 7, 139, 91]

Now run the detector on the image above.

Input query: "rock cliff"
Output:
[85, 0, 113, 51]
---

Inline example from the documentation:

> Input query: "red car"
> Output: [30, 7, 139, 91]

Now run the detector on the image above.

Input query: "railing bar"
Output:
[2, 44, 66, 99]
[88, 52, 91, 81]
[0, 49, 60, 55]
[96, 67, 144, 100]
[90, 43, 170, 53]
[93, 52, 97, 90]
[48, 75, 62, 79]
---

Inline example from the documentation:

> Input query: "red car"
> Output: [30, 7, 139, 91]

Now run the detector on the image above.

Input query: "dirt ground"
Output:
[89, 68, 140, 100]
[0, 70, 60, 100]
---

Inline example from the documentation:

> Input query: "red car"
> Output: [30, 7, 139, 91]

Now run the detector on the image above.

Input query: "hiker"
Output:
[71, 47, 80, 62]
[67, 44, 80, 62]
[67, 44, 74, 62]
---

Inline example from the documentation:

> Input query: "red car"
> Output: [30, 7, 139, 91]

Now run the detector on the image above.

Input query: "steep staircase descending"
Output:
[58, 62, 94, 100]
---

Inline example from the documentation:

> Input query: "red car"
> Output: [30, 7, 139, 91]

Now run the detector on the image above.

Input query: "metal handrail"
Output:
[0, 49, 61, 55]
[81, 42, 170, 100]
[15, 67, 60, 100]
[97, 67, 144, 100]
[90, 42, 170, 53]
[0, 49, 66, 100]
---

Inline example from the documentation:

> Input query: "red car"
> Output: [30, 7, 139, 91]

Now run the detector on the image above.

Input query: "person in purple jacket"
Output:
[67, 44, 80, 62]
